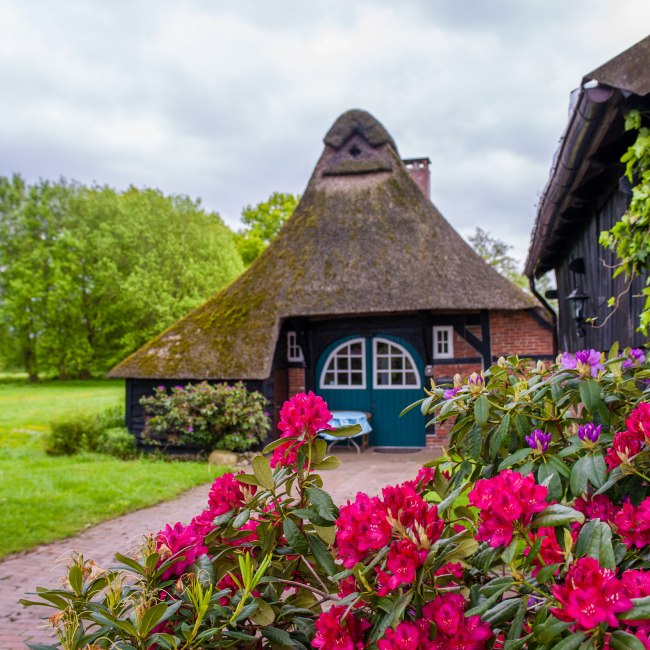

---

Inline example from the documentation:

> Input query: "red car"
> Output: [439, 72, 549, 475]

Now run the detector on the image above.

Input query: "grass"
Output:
[0, 378, 226, 558]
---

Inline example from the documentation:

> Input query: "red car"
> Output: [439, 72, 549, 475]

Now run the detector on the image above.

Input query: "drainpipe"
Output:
[528, 276, 558, 356]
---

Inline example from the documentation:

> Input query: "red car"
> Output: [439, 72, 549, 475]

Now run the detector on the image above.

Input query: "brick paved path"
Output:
[0, 448, 437, 648]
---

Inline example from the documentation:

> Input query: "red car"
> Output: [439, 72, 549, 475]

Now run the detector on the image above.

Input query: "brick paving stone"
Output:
[0, 448, 439, 648]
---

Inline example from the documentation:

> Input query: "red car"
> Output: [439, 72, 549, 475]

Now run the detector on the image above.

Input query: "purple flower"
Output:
[525, 429, 551, 452]
[187, 426, 194, 433]
[561, 349, 604, 377]
[443, 387, 462, 399]
[578, 422, 602, 443]
[622, 348, 646, 369]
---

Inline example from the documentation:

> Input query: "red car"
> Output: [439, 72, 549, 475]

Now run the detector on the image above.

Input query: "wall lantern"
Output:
[567, 285, 589, 338]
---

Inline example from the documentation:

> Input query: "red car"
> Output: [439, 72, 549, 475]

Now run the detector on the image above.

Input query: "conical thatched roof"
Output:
[110, 109, 537, 380]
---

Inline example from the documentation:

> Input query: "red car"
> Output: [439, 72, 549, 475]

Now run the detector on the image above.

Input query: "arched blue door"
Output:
[316, 334, 425, 447]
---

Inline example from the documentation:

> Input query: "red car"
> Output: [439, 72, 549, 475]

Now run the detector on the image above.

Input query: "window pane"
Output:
[405, 372, 417, 385]
[377, 357, 388, 370]
[377, 372, 389, 385]
[324, 372, 335, 385]
[339, 374, 349, 386]
[350, 342, 362, 355]
[376, 342, 388, 355]
[351, 373, 363, 386]
[391, 357, 404, 370]
[338, 357, 348, 370]
[391, 372, 401, 384]
[351, 357, 362, 370]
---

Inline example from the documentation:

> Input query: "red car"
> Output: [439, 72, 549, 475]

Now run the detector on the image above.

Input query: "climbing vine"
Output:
[599, 109, 650, 335]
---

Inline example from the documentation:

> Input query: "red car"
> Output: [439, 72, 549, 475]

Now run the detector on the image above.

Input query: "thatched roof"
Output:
[110, 109, 538, 380]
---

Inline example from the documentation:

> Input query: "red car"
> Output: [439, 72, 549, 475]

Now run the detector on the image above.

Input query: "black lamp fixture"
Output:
[567, 285, 589, 338]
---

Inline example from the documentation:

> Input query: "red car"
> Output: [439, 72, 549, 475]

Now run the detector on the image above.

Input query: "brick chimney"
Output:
[403, 157, 431, 199]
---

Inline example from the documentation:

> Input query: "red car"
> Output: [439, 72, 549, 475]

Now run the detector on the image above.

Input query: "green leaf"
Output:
[498, 448, 531, 471]
[252, 455, 275, 491]
[490, 413, 511, 460]
[467, 425, 483, 460]
[314, 524, 336, 545]
[552, 632, 587, 650]
[325, 423, 362, 438]
[283, 518, 310, 555]
[609, 630, 647, 650]
[312, 456, 341, 470]
[621, 596, 650, 621]
[595, 466, 624, 495]
[68, 564, 83, 595]
[534, 615, 572, 643]
[139, 603, 169, 636]
[437, 484, 465, 515]
[235, 473, 261, 486]
[536, 563, 561, 584]
[482, 598, 521, 625]
[575, 519, 616, 568]
[261, 625, 293, 646]
[232, 509, 251, 529]
[308, 536, 337, 576]
[263, 437, 292, 454]
[579, 379, 602, 414]
[250, 599, 276, 626]
[474, 395, 489, 426]
[532, 504, 584, 528]
[570, 454, 590, 497]
[191, 554, 216, 586]
[368, 591, 413, 644]
[305, 487, 338, 522]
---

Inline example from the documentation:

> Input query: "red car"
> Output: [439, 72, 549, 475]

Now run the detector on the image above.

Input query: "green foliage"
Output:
[44, 413, 103, 456]
[599, 109, 650, 334]
[468, 226, 555, 297]
[98, 427, 138, 459]
[141, 381, 271, 453]
[0, 176, 244, 378]
[235, 191, 299, 265]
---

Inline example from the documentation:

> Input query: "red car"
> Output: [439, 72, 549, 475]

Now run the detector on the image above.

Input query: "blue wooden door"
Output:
[316, 334, 425, 447]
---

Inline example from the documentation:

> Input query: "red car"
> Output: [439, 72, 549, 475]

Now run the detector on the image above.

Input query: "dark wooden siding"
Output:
[555, 188, 647, 351]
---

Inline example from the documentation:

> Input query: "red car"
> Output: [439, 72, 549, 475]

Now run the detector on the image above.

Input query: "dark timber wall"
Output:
[555, 188, 647, 352]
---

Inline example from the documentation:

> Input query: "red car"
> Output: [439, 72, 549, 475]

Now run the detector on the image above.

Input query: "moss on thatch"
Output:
[110, 109, 538, 380]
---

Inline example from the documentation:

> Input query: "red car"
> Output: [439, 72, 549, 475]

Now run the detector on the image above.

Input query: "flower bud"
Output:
[453, 373, 463, 388]
[525, 429, 551, 453]
[468, 372, 485, 396]
[497, 356, 508, 368]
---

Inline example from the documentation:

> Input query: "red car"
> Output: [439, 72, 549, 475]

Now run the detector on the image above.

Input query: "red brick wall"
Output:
[490, 310, 554, 358]
[288, 367, 306, 396]
[428, 310, 554, 449]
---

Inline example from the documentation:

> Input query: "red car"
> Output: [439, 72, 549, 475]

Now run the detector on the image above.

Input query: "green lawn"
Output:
[0, 378, 226, 558]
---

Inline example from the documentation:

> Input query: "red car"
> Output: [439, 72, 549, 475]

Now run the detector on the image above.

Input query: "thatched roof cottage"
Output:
[111, 109, 554, 448]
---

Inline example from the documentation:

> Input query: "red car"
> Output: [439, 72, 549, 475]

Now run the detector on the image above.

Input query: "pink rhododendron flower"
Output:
[434, 562, 464, 581]
[313, 606, 370, 650]
[614, 498, 650, 549]
[551, 557, 633, 630]
[270, 392, 332, 467]
[574, 494, 616, 524]
[156, 522, 207, 580]
[605, 430, 643, 471]
[376, 538, 427, 595]
[468, 470, 548, 547]
[208, 472, 254, 516]
[561, 349, 604, 377]
[626, 402, 650, 441]
[422, 594, 492, 649]
[378, 621, 422, 650]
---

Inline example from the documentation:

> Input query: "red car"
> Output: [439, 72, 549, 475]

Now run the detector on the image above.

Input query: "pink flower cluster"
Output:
[336, 480, 443, 596]
[312, 606, 370, 650]
[270, 392, 332, 467]
[156, 471, 256, 578]
[377, 595, 492, 650]
[468, 470, 548, 547]
[605, 402, 650, 471]
[551, 557, 636, 630]
[155, 522, 207, 580]
[614, 498, 650, 549]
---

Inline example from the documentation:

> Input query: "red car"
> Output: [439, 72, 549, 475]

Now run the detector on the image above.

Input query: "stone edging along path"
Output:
[0, 448, 438, 649]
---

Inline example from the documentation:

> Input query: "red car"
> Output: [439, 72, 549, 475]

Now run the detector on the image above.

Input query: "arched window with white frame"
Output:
[319, 338, 366, 389]
[373, 338, 421, 389]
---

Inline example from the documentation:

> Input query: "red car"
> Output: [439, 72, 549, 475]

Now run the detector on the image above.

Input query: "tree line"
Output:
[0, 174, 534, 380]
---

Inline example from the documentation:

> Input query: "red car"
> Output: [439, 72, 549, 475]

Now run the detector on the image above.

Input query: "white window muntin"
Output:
[287, 331, 304, 363]
[373, 338, 421, 389]
[319, 338, 366, 390]
[433, 326, 454, 359]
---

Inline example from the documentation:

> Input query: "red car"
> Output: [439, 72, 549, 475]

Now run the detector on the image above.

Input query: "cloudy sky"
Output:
[1, 1, 649, 263]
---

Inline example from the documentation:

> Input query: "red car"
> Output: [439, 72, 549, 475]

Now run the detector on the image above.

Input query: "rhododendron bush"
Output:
[22, 345, 650, 649]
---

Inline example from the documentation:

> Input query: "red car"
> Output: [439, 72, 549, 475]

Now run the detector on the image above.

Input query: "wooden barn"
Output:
[110, 109, 554, 448]
[525, 35, 650, 352]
